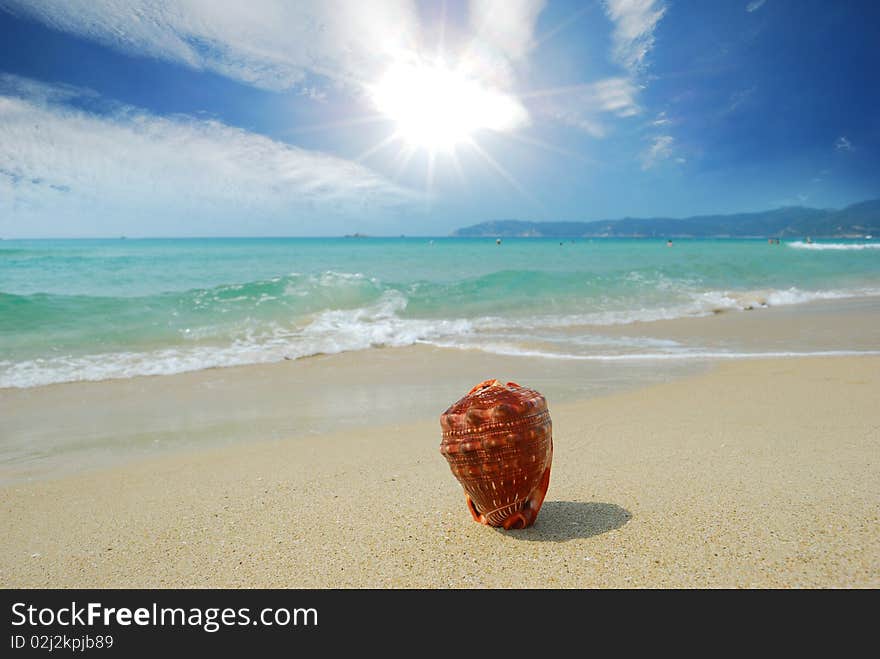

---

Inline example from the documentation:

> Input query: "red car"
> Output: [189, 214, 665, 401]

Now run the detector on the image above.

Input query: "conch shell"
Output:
[440, 379, 553, 529]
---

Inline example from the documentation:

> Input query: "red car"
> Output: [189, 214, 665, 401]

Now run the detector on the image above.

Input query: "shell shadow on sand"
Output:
[498, 501, 632, 542]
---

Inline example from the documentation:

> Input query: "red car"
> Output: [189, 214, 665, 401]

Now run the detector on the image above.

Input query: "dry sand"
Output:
[2, 356, 878, 588]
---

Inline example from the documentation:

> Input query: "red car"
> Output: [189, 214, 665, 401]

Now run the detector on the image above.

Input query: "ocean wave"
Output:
[466, 285, 880, 330]
[0, 291, 476, 388]
[512, 333, 683, 348]
[1, 270, 381, 308]
[5, 264, 874, 330]
[3, 280, 879, 388]
[694, 286, 880, 311]
[0, 271, 386, 338]
[788, 241, 880, 250]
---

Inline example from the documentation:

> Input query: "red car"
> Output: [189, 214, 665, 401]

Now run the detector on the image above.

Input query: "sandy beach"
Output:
[3, 0, 879, 597]
[2, 354, 878, 588]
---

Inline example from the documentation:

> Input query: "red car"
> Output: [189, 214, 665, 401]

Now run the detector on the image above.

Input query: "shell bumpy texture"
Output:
[440, 379, 553, 529]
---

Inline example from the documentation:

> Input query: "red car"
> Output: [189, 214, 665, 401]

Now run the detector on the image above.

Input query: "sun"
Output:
[369, 59, 526, 152]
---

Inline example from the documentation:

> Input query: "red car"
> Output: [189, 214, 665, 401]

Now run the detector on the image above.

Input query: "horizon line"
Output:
[2, 195, 877, 241]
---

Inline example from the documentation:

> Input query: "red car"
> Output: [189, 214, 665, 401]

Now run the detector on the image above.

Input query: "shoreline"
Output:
[1, 355, 878, 588]
[3, 294, 880, 484]
[3, 287, 880, 390]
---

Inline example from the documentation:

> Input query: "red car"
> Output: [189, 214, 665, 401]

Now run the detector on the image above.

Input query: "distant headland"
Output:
[452, 198, 880, 239]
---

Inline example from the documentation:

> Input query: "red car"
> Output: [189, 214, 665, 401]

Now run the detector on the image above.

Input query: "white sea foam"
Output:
[470, 305, 709, 330]
[429, 343, 880, 362]
[3, 284, 879, 388]
[0, 291, 475, 388]
[297, 290, 474, 353]
[468, 285, 880, 331]
[788, 241, 880, 250]
[695, 286, 880, 310]
[517, 333, 683, 348]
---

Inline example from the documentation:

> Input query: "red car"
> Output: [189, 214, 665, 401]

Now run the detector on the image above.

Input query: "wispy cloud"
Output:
[603, 0, 667, 73]
[0, 0, 422, 91]
[465, 0, 547, 92]
[548, 1, 666, 145]
[746, 0, 767, 13]
[542, 104, 607, 138]
[298, 86, 328, 103]
[640, 134, 674, 169]
[535, 77, 640, 137]
[593, 77, 641, 117]
[835, 136, 853, 151]
[0, 0, 539, 139]
[721, 85, 757, 116]
[469, 0, 546, 61]
[0, 75, 414, 236]
[651, 111, 671, 126]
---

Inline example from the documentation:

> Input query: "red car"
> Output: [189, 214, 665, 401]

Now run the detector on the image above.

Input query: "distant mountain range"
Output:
[452, 199, 880, 238]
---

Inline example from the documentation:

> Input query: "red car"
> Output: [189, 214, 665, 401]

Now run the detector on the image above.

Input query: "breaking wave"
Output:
[788, 241, 880, 250]
[2, 272, 879, 388]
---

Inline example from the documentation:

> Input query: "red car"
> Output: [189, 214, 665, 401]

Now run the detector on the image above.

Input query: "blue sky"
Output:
[0, 0, 877, 237]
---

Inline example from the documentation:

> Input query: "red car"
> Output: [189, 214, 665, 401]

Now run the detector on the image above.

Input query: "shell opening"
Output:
[466, 495, 483, 521]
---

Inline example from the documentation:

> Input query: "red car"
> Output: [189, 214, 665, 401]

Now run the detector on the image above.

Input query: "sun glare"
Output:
[369, 60, 526, 151]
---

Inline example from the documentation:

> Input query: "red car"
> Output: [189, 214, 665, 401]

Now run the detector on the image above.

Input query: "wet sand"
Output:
[4, 295, 879, 485]
[0, 344, 707, 484]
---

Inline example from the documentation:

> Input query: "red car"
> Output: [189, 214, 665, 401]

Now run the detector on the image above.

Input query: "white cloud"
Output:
[543, 103, 607, 138]
[469, 0, 546, 61]
[0, 75, 414, 236]
[835, 136, 853, 151]
[591, 77, 641, 117]
[556, 1, 664, 138]
[746, 0, 767, 13]
[603, 0, 667, 72]
[723, 85, 757, 115]
[640, 134, 674, 169]
[536, 77, 640, 136]
[0, 1, 534, 139]
[465, 0, 547, 91]
[0, 0, 423, 91]
[651, 111, 670, 126]
[298, 86, 327, 103]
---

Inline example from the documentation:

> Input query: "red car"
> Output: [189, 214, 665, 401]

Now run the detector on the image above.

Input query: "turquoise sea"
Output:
[2, 237, 879, 388]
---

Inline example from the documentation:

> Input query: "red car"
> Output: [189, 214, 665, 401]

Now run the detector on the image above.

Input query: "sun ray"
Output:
[447, 147, 468, 189]
[305, 62, 373, 93]
[425, 149, 437, 209]
[518, 83, 596, 100]
[355, 130, 403, 163]
[530, 5, 591, 51]
[464, 137, 543, 209]
[286, 114, 389, 136]
[392, 143, 419, 181]
[460, 3, 494, 64]
[437, 0, 448, 60]
[497, 131, 593, 164]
